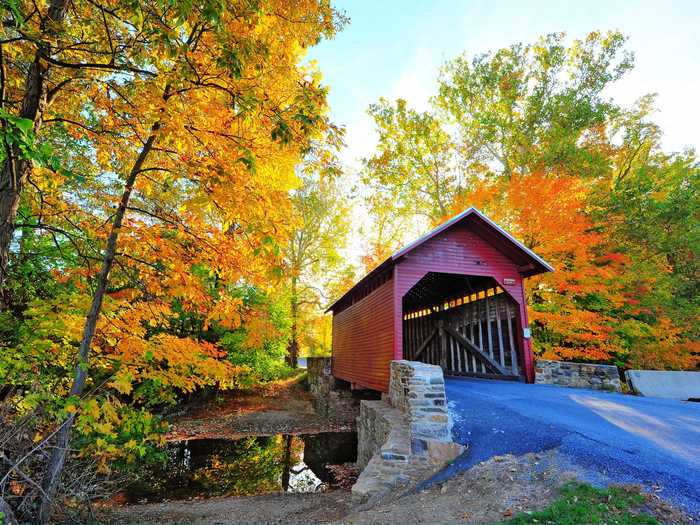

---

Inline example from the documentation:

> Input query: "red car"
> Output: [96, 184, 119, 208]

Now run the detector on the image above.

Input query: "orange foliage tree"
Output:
[452, 173, 627, 362]
[452, 171, 698, 369]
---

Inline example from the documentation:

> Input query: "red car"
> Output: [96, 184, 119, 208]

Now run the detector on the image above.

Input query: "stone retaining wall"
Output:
[388, 360, 451, 450]
[306, 357, 359, 422]
[352, 360, 464, 501]
[356, 400, 406, 470]
[306, 356, 335, 412]
[535, 359, 621, 391]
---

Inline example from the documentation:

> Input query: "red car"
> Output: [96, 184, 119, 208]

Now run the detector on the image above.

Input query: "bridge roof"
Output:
[326, 207, 553, 314]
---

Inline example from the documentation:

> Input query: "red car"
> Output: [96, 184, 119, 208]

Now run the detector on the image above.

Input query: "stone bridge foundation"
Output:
[352, 360, 465, 501]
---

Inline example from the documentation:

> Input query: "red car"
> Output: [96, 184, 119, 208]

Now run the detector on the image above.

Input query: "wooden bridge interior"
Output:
[402, 272, 524, 380]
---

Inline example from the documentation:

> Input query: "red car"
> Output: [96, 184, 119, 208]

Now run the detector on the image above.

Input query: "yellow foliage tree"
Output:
[0, 1, 345, 520]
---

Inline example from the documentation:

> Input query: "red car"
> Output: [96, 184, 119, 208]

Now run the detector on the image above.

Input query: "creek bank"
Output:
[168, 373, 355, 441]
[97, 491, 351, 525]
[97, 373, 361, 520]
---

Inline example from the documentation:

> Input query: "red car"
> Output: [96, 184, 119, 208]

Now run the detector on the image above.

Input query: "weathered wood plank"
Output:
[495, 294, 506, 368]
[469, 301, 477, 373]
[443, 325, 507, 375]
[476, 299, 486, 373]
[457, 309, 466, 373]
[419, 316, 423, 358]
[414, 326, 438, 361]
[485, 290, 495, 362]
[438, 319, 446, 369]
[405, 318, 410, 358]
[455, 329, 463, 373]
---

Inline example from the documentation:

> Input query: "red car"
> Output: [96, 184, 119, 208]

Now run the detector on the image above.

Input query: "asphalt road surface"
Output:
[425, 377, 700, 517]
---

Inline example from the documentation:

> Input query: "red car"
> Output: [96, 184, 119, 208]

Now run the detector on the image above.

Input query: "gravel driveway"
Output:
[427, 377, 700, 518]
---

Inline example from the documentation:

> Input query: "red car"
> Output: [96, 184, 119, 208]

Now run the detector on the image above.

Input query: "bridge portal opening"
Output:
[401, 272, 524, 380]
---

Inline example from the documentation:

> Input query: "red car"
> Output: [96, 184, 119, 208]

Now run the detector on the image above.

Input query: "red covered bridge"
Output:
[326, 208, 553, 392]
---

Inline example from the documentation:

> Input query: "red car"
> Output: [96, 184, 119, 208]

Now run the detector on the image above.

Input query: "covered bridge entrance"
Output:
[327, 208, 553, 392]
[403, 273, 522, 380]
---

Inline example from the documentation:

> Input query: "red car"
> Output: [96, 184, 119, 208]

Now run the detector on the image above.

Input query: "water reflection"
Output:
[125, 432, 357, 503]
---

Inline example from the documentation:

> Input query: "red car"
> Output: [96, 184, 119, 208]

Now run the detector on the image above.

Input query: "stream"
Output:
[124, 431, 357, 503]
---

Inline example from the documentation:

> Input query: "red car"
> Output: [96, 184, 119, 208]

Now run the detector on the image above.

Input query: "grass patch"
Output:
[493, 482, 660, 525]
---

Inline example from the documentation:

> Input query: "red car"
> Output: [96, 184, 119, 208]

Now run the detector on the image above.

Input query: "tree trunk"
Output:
[287, 330, 299, 369]
[0, 0, 70, 310]
[37, 131, 158, 523]
[281, 434, 293, 492]
[286, 278, 299, 368]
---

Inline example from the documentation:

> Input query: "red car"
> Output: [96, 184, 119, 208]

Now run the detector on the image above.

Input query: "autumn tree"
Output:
[361, 32, 635, 245]
[436, 31, 632, 180]
[362, 98, 460, 226]
[0, 1, 345, 522]
[599, 97, 700, 368]
[451, 172, 631, 363]
[359, 189, 412, 271]
[0, 0, 202, 308]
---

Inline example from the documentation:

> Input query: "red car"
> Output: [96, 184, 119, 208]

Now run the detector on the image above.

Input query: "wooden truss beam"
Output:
[412, 327, 438, 361]
[442, 325, 507, 375]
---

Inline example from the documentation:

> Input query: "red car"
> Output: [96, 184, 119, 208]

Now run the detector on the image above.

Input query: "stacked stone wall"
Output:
[306, 357, 335, 411]
[306, 357, 360, 422]
[352, 360, 464, 501]
[535, 360, 621, 391]
[388, 360, 451, 451]
[356, 400, 403, 470]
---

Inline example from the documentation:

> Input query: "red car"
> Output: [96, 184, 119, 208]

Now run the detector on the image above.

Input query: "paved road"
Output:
[424, 377, 700, 517]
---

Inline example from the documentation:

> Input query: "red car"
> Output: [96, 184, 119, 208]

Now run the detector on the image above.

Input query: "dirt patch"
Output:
[97, 490, 350, 525]
[345, 450, 586, 524]
[640, 488, 695, 525]
[167, 375, 354, 441]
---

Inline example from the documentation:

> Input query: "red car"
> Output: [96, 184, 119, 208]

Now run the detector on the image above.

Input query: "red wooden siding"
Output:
[393, 224, 533, 381]
[331, 274, 395, 391]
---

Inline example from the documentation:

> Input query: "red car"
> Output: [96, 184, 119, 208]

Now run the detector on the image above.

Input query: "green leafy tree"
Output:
[362, 98, 460, 225]
[600, 109, 700, 367]
[284, 168, 352, 366]
[436, 31, 633, 180]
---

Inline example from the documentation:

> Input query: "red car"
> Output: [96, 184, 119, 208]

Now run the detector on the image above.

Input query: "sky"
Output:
[307, 0, 700, 168]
